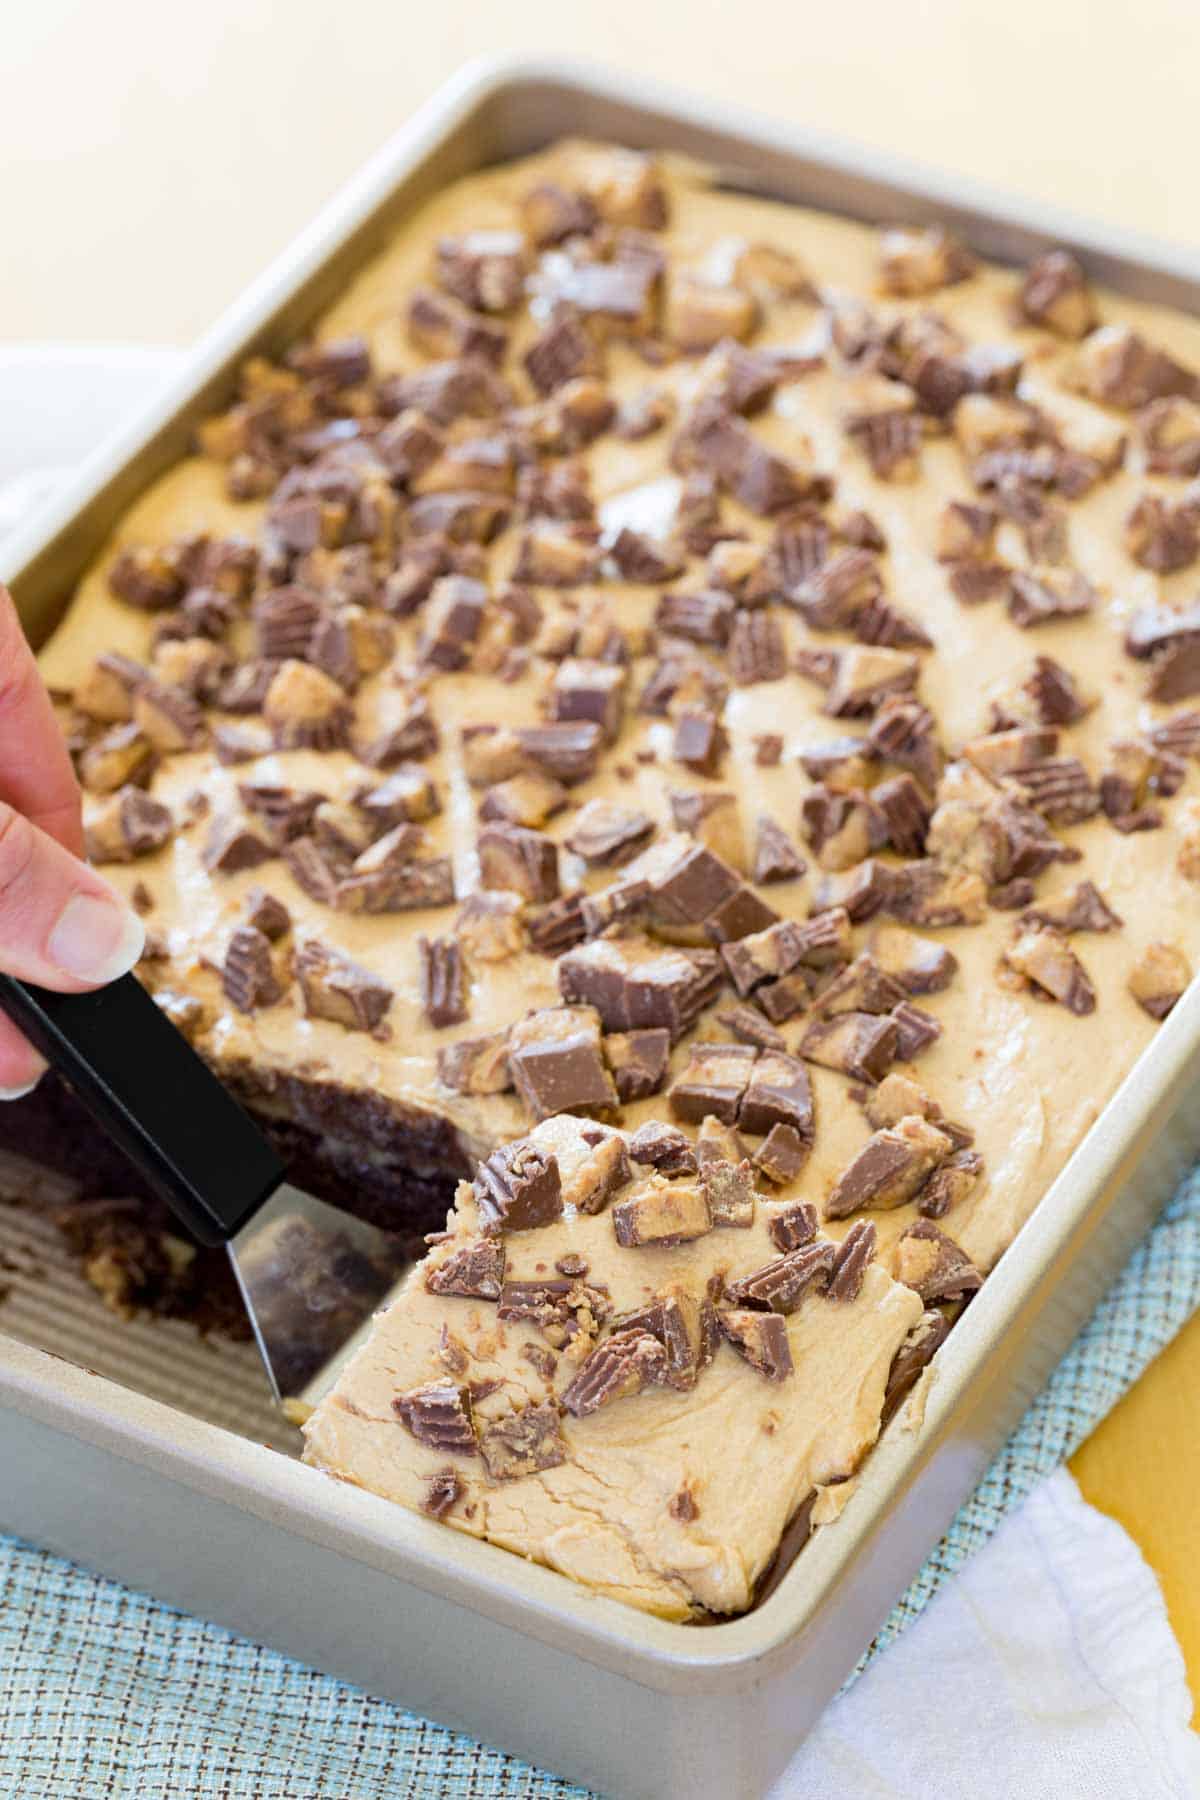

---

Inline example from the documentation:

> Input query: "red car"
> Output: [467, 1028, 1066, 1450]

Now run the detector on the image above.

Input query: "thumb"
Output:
[0, 801, 144, 1095]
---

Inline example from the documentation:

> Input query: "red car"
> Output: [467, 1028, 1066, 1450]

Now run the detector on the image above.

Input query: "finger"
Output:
[0, 1015, 46, 1099]
[0, 800, 144, 992]
[0, 585, 85, 856]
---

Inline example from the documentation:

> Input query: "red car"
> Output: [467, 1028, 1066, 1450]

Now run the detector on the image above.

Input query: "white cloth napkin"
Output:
[777, 1468, 1200, 1798]
[2, 348, 1197, 1800]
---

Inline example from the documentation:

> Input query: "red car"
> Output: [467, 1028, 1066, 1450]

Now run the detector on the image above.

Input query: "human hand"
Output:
[0, 584, 144, 1096]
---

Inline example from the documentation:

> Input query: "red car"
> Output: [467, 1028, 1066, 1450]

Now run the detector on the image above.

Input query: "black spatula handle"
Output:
[0, 972, 284, 1248]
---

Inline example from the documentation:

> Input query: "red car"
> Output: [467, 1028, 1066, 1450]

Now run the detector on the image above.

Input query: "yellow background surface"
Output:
[3, 0, 1197, 1714]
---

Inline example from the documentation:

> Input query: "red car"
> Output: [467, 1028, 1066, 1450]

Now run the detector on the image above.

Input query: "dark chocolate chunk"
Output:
[419, 574, 488, 671]
[1144, 709, 1200, 759]
[767, 1201, 819, 1252]
[883, 1312, 952, 1421]
[628, 1122, 698, 1176]
[701, 884, 781, 945]
[826, 1219, 877, 1302]
[473, 1138, 563, 1234]
[252, 585, 320, 661]
[356, 765, 441, 830]
[407, 491, 511, 545]
[889, 1000, 942, 1060]
[893, 1220, 983, 1305]
[520, 181, 598, 246]
[437, 1031, 513, 1097]
[1018, 250, 1096, 338]
[478, 824, 560, 903]
[241, 886, 291, 940]
[263, 659, 352, 751]
[611, 1176, 712, 1247]
[436, 230, 526, 314]
[560, 1328, 669, 1418]
[497, 1277, 612, 1348]
[296, 938, 393, 1031]
[1125, 494, 1199, 574]
[867, 928, 964, 1000]
[847, 409, 924, 480]
[425, 1237, 506, 1301]
[392, 1381, 477, 1454]
[526, 890, 588, 955]
[724, 1239, 835, 1313]
[618, 1288, 708, 1390]
[336, 852, 456, 917]
[285, 836, 344, 906]
[948, 562, 1011, 606]
[737, 1051, 815, 1142]
[108, 542, 188, 611]
[1010, 757, 1100, 826]
[559, 935, 723, 1041]
[672, 706, 728, 776]
[478, 1403, 568, 1481]
[640, 838, 742, 931]
[655, 588, 737, 648]
[407, 286, 508, 366]
[717, 1006, 786, 1052]
[669, 1042, 757, 1125]
[548, 658, 627, 742]
[202, 814, 273, 875]
[360, 696, 439, 768]
[874, 774, 931, 856]
[753, 1123, 810, 1186]
[867, 696, 943, 792]
[917, 1149, 985, 1219]
[811, 858, 897, 924]
[516, 721, 604, 785]
[1018, 880, 1122, 935]
[221, 925, 283, 1014]
[507, 1005, 618, 1122]
[721, 911, 850, 997]
[83, 786, 174, 865]
[1008, 568, 1096, 630]
[812, 953, 906, 1019]
[826, 1115, 953, 1220]
[239, 783, 324, 847]
[603, 1028, 671, 1102]
[1127, 941, 1192, 1020]
[1070, 323, 1198, 411]
[418, 935, 468, 1029]
[798, 1011, 899, 1083]
[752, 816, 806, 884]
[565, 799, 654, 866]
[801, 786, 887, 870]
[524, 313, 600, 394]
[1003, 926, 1096, 1015]
[610, 527, 685, 584]
[378, 357, 510, 428]
[421, 1468, 464, 1519]
[718, 1309, 793, 1382]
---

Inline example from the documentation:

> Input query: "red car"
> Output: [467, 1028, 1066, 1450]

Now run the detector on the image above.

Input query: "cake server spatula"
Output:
[0, 971, 411, 1402]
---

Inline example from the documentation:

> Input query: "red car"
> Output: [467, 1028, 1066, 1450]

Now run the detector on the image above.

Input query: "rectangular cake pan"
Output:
[3, 55, 1200, 1799]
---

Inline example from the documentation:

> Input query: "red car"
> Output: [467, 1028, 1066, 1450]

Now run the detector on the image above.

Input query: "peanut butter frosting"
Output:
[34, 138, 1200, 1618]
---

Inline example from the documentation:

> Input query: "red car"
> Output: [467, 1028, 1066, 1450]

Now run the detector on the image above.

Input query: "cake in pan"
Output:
[19, 137, 1200, 1616]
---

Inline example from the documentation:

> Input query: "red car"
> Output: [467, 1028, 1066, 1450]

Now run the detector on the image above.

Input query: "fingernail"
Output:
[0, 1074, 42, 1101]
[47, 893, 145, 984]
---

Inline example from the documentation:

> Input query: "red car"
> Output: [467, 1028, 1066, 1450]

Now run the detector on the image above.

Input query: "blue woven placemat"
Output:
[2, 1164, 1198, 1800]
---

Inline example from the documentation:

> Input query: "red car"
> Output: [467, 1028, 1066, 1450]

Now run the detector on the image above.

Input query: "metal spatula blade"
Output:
[0, 972, 410, 1402]
[229, 1180, 407, 1401]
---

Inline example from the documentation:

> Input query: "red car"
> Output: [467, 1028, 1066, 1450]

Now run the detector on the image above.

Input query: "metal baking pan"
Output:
[3, 54, 1200, 1800]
